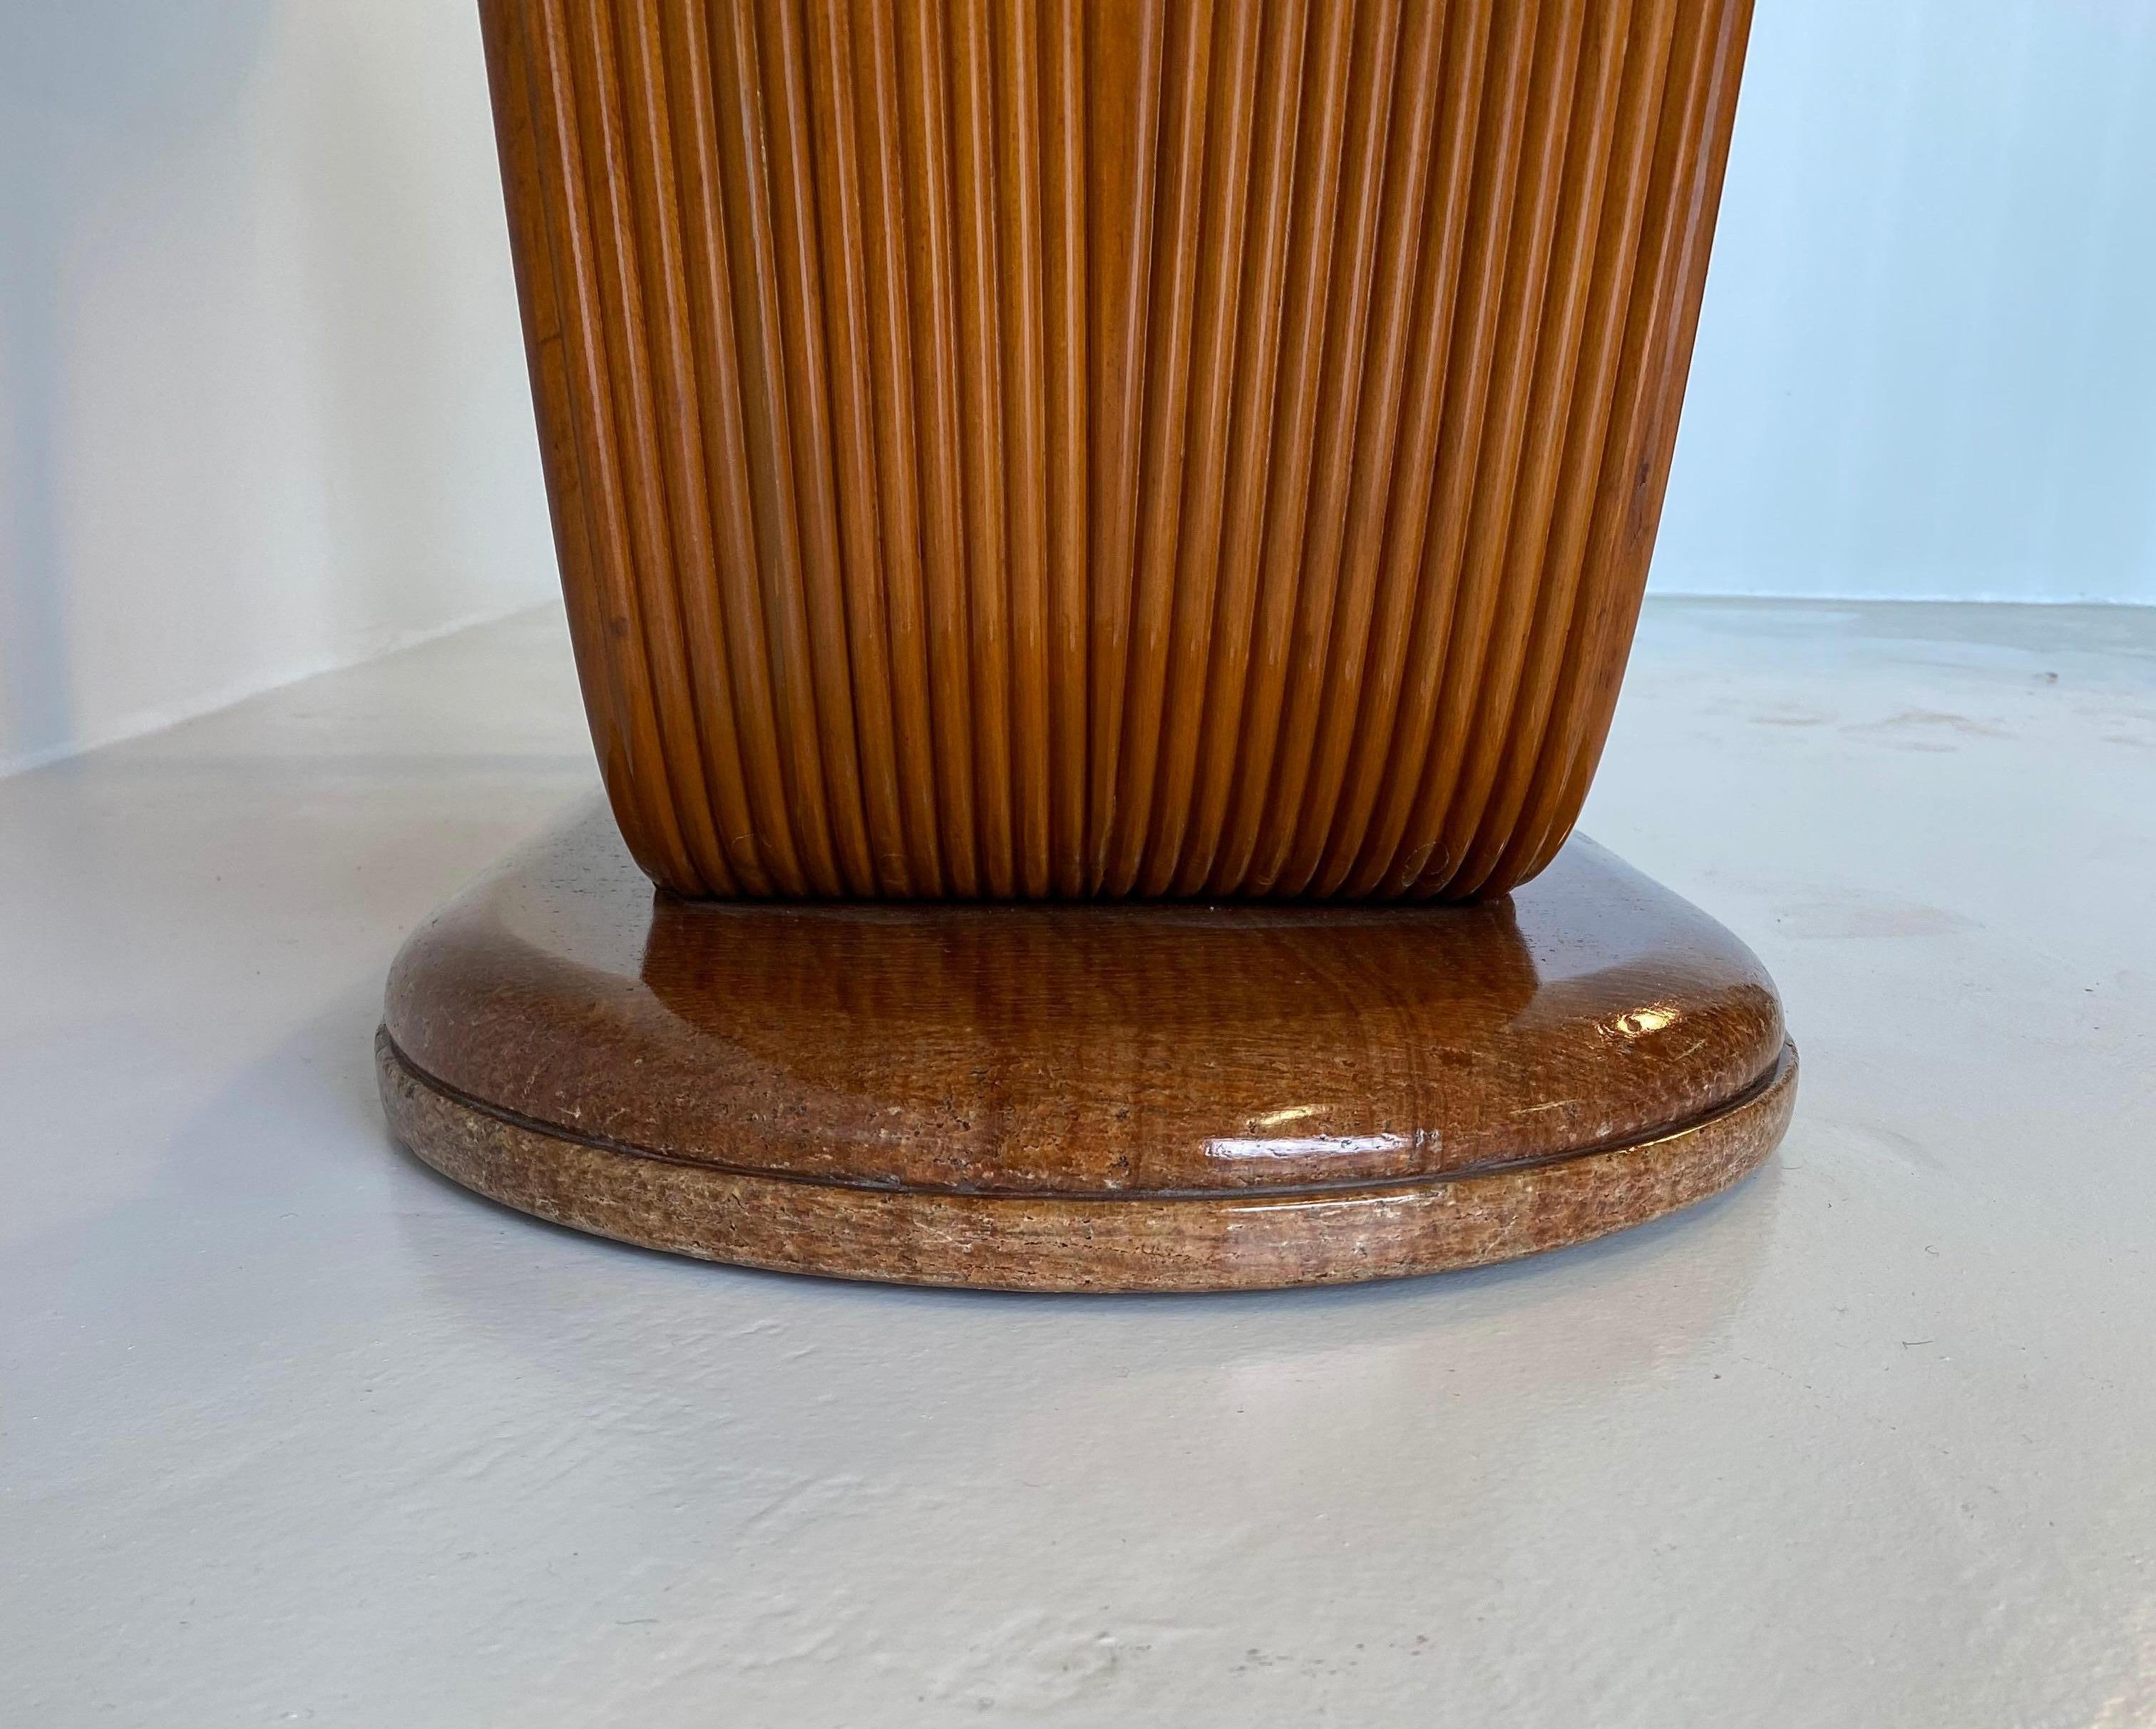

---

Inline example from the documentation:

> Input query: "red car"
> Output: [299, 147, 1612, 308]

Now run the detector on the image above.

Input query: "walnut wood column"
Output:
[377, 0, 1789, 1292]
[478, 0, 1747, 903]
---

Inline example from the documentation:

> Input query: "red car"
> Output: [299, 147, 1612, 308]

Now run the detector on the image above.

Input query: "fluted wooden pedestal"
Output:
[379, 0, 1790, 1289]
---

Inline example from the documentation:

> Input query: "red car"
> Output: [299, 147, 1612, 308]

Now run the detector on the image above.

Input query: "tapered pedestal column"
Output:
[378, 801, 1793, 1293]
[391, 0, 1782, 1289]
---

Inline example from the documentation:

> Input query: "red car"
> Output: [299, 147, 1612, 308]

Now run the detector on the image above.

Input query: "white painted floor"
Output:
[4, 599, 2152, 1726]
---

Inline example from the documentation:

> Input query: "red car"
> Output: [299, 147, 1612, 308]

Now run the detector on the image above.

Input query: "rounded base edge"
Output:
[377, 1028, 1795, 1293]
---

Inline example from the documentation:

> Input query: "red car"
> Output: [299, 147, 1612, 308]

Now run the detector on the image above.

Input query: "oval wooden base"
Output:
[378, 802, 1795, 1293]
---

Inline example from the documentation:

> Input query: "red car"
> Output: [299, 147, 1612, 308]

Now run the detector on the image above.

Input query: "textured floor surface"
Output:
[3, 598, 2152, 1726]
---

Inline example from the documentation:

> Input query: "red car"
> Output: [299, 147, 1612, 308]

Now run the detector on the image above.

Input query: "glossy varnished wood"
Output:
[378, 801, 1795, 1290]
[480, 0, 1752, 901]
[429, 1, 1780, 1288]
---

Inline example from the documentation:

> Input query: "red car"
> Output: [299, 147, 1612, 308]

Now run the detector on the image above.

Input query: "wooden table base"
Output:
[379, 801, 1794, 1293]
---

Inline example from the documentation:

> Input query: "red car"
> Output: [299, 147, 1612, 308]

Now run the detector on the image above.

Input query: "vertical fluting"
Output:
[1082, 0, 1166, 886]
[746, 0, 881, 893]
[520, 0, 707, 893]
[997, 0, 1055, 898]
[1428, 0, 1634, 892]
[481, 0, 651, 848]
[847, 0, 948, 896]
[1203, 0, 1358, 896]
[1275, 0, 1450, 898]
[894, 0, 980, 894]
[615, 0, 769, 895]
[799, 0, 915, 893]
[1494, 0, 1754, 893]
[704, 0, 848, 893]
[1097, 0, 1214, 896]
[1238, 0, 1406, 898]
[481, 0, 1752, 902]
[1042, 0, 1089, 898]
[1385, 0, 1592, 900]
[1164, 0, 1310, 896]
[1132, 0, 1263, 898]
[1310, 0, 1495, 896]
[950, 0, 1017, 896]
[1450, 0, 1679, 896]
[1338, 0, 1540, 897]
[661, 0, 812, 893]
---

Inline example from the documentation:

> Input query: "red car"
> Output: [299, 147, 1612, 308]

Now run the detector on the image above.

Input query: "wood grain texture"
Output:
[481, 0, 1751, 900]
[379, 799, 1795, 1291]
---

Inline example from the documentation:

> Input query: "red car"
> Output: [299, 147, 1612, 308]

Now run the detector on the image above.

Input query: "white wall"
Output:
[1658, 0, 2156, 602]
[0, 1, 556, 776]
